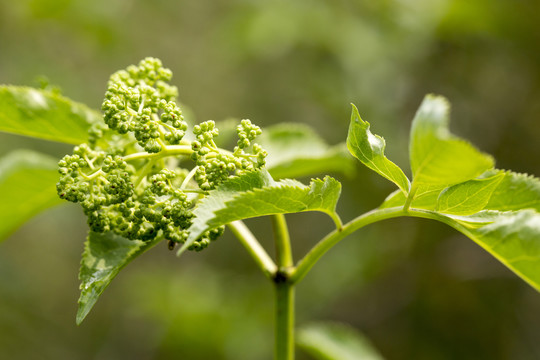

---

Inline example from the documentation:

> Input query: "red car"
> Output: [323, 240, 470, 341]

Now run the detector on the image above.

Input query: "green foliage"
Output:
[484, 171, 540, 212]
[407, 95, 494, 202]
[0, 85, 99, 144]
[440, 210, 540, 292]
[77, 231, 160, 324]
[2, 57, 540, 360]
[351, 95, 540, 291]
[436, 173, 504, 215]
[297, 322, 384, 360]
[347, 104, 409, 194]
[0, 150, 61, 241]
[178, 170, 341, 255]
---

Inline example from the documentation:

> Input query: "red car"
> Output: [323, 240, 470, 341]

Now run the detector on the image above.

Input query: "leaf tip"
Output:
[419, 94, 451, 122]
[75, 305, 90, 326]
[349, 103, 364, 124]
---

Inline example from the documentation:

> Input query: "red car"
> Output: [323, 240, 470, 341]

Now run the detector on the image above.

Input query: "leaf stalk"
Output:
[291, 207, 407, 284]
[227, 221, 277, 279]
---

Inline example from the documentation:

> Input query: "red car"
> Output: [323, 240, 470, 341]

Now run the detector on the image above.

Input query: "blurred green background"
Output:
[1, 0, 540, 359]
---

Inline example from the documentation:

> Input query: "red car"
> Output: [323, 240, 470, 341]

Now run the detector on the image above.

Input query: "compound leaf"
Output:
[297, 322, 384, 360]
[77, 231, 160, 324]
[376, 94, 540, 292]
[382, 167, 540, 291]
[347, 104, 410, 194]
[260, 123, 355, 179]
[409, 95, 493, 191]
[0, 150, 61, 241]
[177, 169, 341, 256]
[0, 86, 99, 144]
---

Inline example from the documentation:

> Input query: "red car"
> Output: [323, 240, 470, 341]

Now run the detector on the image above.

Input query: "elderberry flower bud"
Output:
[58, 58, 269, 253]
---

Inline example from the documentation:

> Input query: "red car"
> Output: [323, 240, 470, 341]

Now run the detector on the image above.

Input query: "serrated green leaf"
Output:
[347, 104, 410, 194]
[484, 171, 540, 212]
[382, 170, 540, 215]
[212, 177, 342, 224]
[297, 322, 384, 360]
[409, 95, 493, 191]
[431, 210, 540, 291]
[177, 170, 341, 256]
[259, 123, 355, 179]
[437, 172, 504, 215]
[0, 86, 100, 144]
[0, 150, 62, 241]
[77, 231, 160, 324]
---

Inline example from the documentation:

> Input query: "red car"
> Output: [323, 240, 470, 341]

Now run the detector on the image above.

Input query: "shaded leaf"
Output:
[77, 231, 160, 324]
[297, 322, 384, 360]
[347, 104, 409, 193]
[0, 85, 99, 144]
[178, 170, 341, 256]
[0, 150, 62, 241]
[408, 95, 493, 190]
[260, 123, 355, 179]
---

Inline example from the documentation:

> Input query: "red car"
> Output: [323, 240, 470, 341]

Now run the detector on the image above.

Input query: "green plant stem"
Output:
[403, 182, 417, 211]
[123, 144, 193, 162]
[291, 207, 407, 284]
[272, 214, 293, 268]
[271, 214, 295, 360]
[275, 279, 295, 360]
[290, 206, 486, 284]
[227, 220, 277, 279]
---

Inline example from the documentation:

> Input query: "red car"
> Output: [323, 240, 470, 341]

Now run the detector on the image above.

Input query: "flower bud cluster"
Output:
[57, 58, 266, 252]
[191, 119, 267, 190]
[101, 58, 187, 153]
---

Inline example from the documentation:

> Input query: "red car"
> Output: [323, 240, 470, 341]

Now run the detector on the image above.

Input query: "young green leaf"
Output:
[437, 172, 505, 215]
[297, 322, 384, 360]
[382, 170, 540, 214]
[381, 165, 540, 291]
[177, 170, 342, 256]
[426, 209, 540, 291]
[0, 86, 100, 144]
[347, 104, 410, 194]
[408, 95, 493, 191]
[0, 150, 62, 241]
[484, 171, 540, 212]
[77, 231, 160, 324]
[259, 123, 355, 179]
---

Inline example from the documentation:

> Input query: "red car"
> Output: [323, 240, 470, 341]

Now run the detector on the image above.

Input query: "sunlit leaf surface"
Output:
[0, 86, 99, 144]
[347, 104, 410, 194]
[178, 169, 341, 255]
